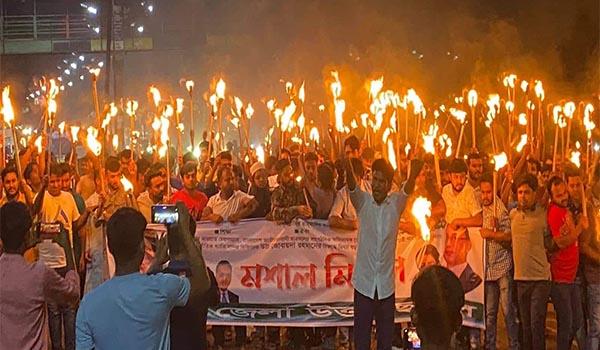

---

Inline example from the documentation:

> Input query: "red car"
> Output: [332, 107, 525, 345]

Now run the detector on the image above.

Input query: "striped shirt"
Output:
[482, 199, 513, 281]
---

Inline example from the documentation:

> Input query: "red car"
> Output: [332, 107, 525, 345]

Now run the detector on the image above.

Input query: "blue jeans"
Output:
[516, 280, 551, 350]
[587, 283, 600, 350]
[551, 282, 584, 350]
[353, 289, 395, 350]
[485, 275, 520, 350]
[48, 267, 77, 350]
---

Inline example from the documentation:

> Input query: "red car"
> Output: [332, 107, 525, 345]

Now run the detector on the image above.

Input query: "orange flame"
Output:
[185, 80, 194, 93]
[70, 125, 80, 143]
[215, 78, 226, 100]
[120, 176, 134, 192]
[1, 86, 15, 126]
[126, 99, 138, 117]
[411, 197, 432, 241]
[468, 89, 478, 108]
[149, 86, 161, 108]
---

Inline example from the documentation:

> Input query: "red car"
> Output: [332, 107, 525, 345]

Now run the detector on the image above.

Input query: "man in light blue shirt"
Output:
[76, 203, 210, 349]
[347, 158, 419, 350]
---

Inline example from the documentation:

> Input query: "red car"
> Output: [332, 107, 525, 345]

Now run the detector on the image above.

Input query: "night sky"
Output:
[0, 0, 598, 133]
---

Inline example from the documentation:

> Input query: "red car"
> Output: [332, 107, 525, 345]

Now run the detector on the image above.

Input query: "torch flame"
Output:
[86, 130, 102, 156]
[516, 134, 528, 152]
[411, 197, 432, 241]
[185, 80, 194, 93]
[1, 86, 15, 126]
[246, 103, 254, 119]
[89, 68, 101, 78]
[422, 124, 438, 154]
[34, 136, 43, 154]
[493, 152, 508, 171]
[297, 114, 305, 132]
[281, 102, 296, 132]
[449, 108, 467, 124]
[149, 86, 161, 108]
[266, 99, 276, 112]
[126, 99, 139, 117]
[298, 81, 305, 103]
[570, 150, 581, 168]
[120, 176, 134, 192]
[309, 127, 320, 144]
[112, 134, 119, 151]
[505, 101, 515, 113]
[70, 126, 80, 143]
[215, 78, 226, 100]
[534, 80, 544, 101]
[520, 80, 528, 93]
[48, 100, 57, 115]
[256, 145, 265, 164]
[360, 113, 369, 128]
[387, 140, 397, 170]
[518, 113, 527, 126]
[58, 121, 66, 134]
[369, 77, 384, 100]
[438, 134, 453, 158]
[318, 105, 325, 112]
[584, 104, 596, 138]
[176, 98, 184, 114]
[152, 117, 161, 131]
[563, 102, 576, 119]
[468, 89, 478, 107]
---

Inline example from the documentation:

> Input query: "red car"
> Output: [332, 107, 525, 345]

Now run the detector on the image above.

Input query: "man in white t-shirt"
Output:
[202, 167, 258, 223]
[35, 163, 93, 350]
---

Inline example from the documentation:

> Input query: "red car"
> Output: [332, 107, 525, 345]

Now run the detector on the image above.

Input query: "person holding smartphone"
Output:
[0, 201, 80, 350]
[76, 203, 210, 350]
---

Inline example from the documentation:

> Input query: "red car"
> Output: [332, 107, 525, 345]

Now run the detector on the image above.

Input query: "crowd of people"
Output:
[0, 131, 600, 350]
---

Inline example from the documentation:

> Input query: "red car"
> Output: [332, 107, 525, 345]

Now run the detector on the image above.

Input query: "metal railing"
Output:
[1, 14, 94, 41]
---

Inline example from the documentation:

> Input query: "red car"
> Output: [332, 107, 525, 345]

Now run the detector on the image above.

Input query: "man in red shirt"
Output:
[546, 176, 588, 350]
[171, 161, 208, 220]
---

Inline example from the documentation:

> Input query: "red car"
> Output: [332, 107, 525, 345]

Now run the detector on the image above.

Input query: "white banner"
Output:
[150, 219, 484, 327]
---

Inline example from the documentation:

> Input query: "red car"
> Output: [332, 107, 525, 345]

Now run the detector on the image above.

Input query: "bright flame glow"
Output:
[309, 127, 320, 144]
[34, 136, 43, 154]
[563, 102, 576, 119]
[2, 86, 15, 126]
[387, 140, 397, 170]
[570, 150, 581, 168]
[534, 80, 544, 101]
[518, 113, 527, 125]
[411, 197, 432, 241]
[176, 98, 184, 114]
[112, 134, 119, 151]
[493, 152, 508, 171]
[370, 77, 384, 100]
[516, 134, 528, 152]
[256, 145, 265, 164]
[185, 80, 194, 93]
[126, 99, 139, 117]
[468, 89, 478, 107]
[149, 85, 161, 108]
[120, 176, 134, 192]
[70, 126, 80, 143]
[215, 78, 226, 100]
[58, 121, 66, 134]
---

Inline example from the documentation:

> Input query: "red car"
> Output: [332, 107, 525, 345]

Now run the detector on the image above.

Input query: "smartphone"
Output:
[38, 222, 62, 240]
[403, 327, 421, 349]
[151, 204, 179, 225]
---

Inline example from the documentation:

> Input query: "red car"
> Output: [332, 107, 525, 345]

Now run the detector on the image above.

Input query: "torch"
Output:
[125, 99, 139, 161]
[451, 108, 467, 158]
[534, 80, 545, 157]
[86, 127, 104, 193]
[492, 152, 508, 213]
[468, 89, 478, 151]
[215, 78, 226, 152]
[58, 121, 66, 160]
[423, 124, 442, 191]
[175, 98, 184, 158]
[120, 175, 138, 211]
[89, 68, 102, 131]
[69, 125, 80, 169]
[412, 196, 432, 269]
[160, 105, 174, 199]
[485, 94, 500, 154]
[552, 106, 565, 172]
[185, 80, 195, 148]
[584, 104, 595, 184]
[563, 101, 576, 159]
[1, 87, 23, 181]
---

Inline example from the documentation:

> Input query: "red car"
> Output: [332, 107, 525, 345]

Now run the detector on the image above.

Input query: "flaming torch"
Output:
[184, 80, 195, 147]
[215, 78, 226, 151]
[492, 152, 508, 212]
[563, 101, 576, 158]
[120, 175, 138, 210]
[175, 98, 185, 158]
[86, 127, 105, 193]
[584, 104, 595, 183]
[412, 196, 432, 268]
[534, 80, 545, 157]
[450, 108, 467, 158]
[89, 68, 102, 131]
[423, 124, 442, 190]
[468, 89, 478, 150]
[125, 99, 139, 161]
[69, 125, 80, 166]
[552, 106, 565, 172]
[1, 86, 23, 180]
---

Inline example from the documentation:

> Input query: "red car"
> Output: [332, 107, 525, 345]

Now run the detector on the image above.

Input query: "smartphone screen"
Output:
[151, 205, 179, 225]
